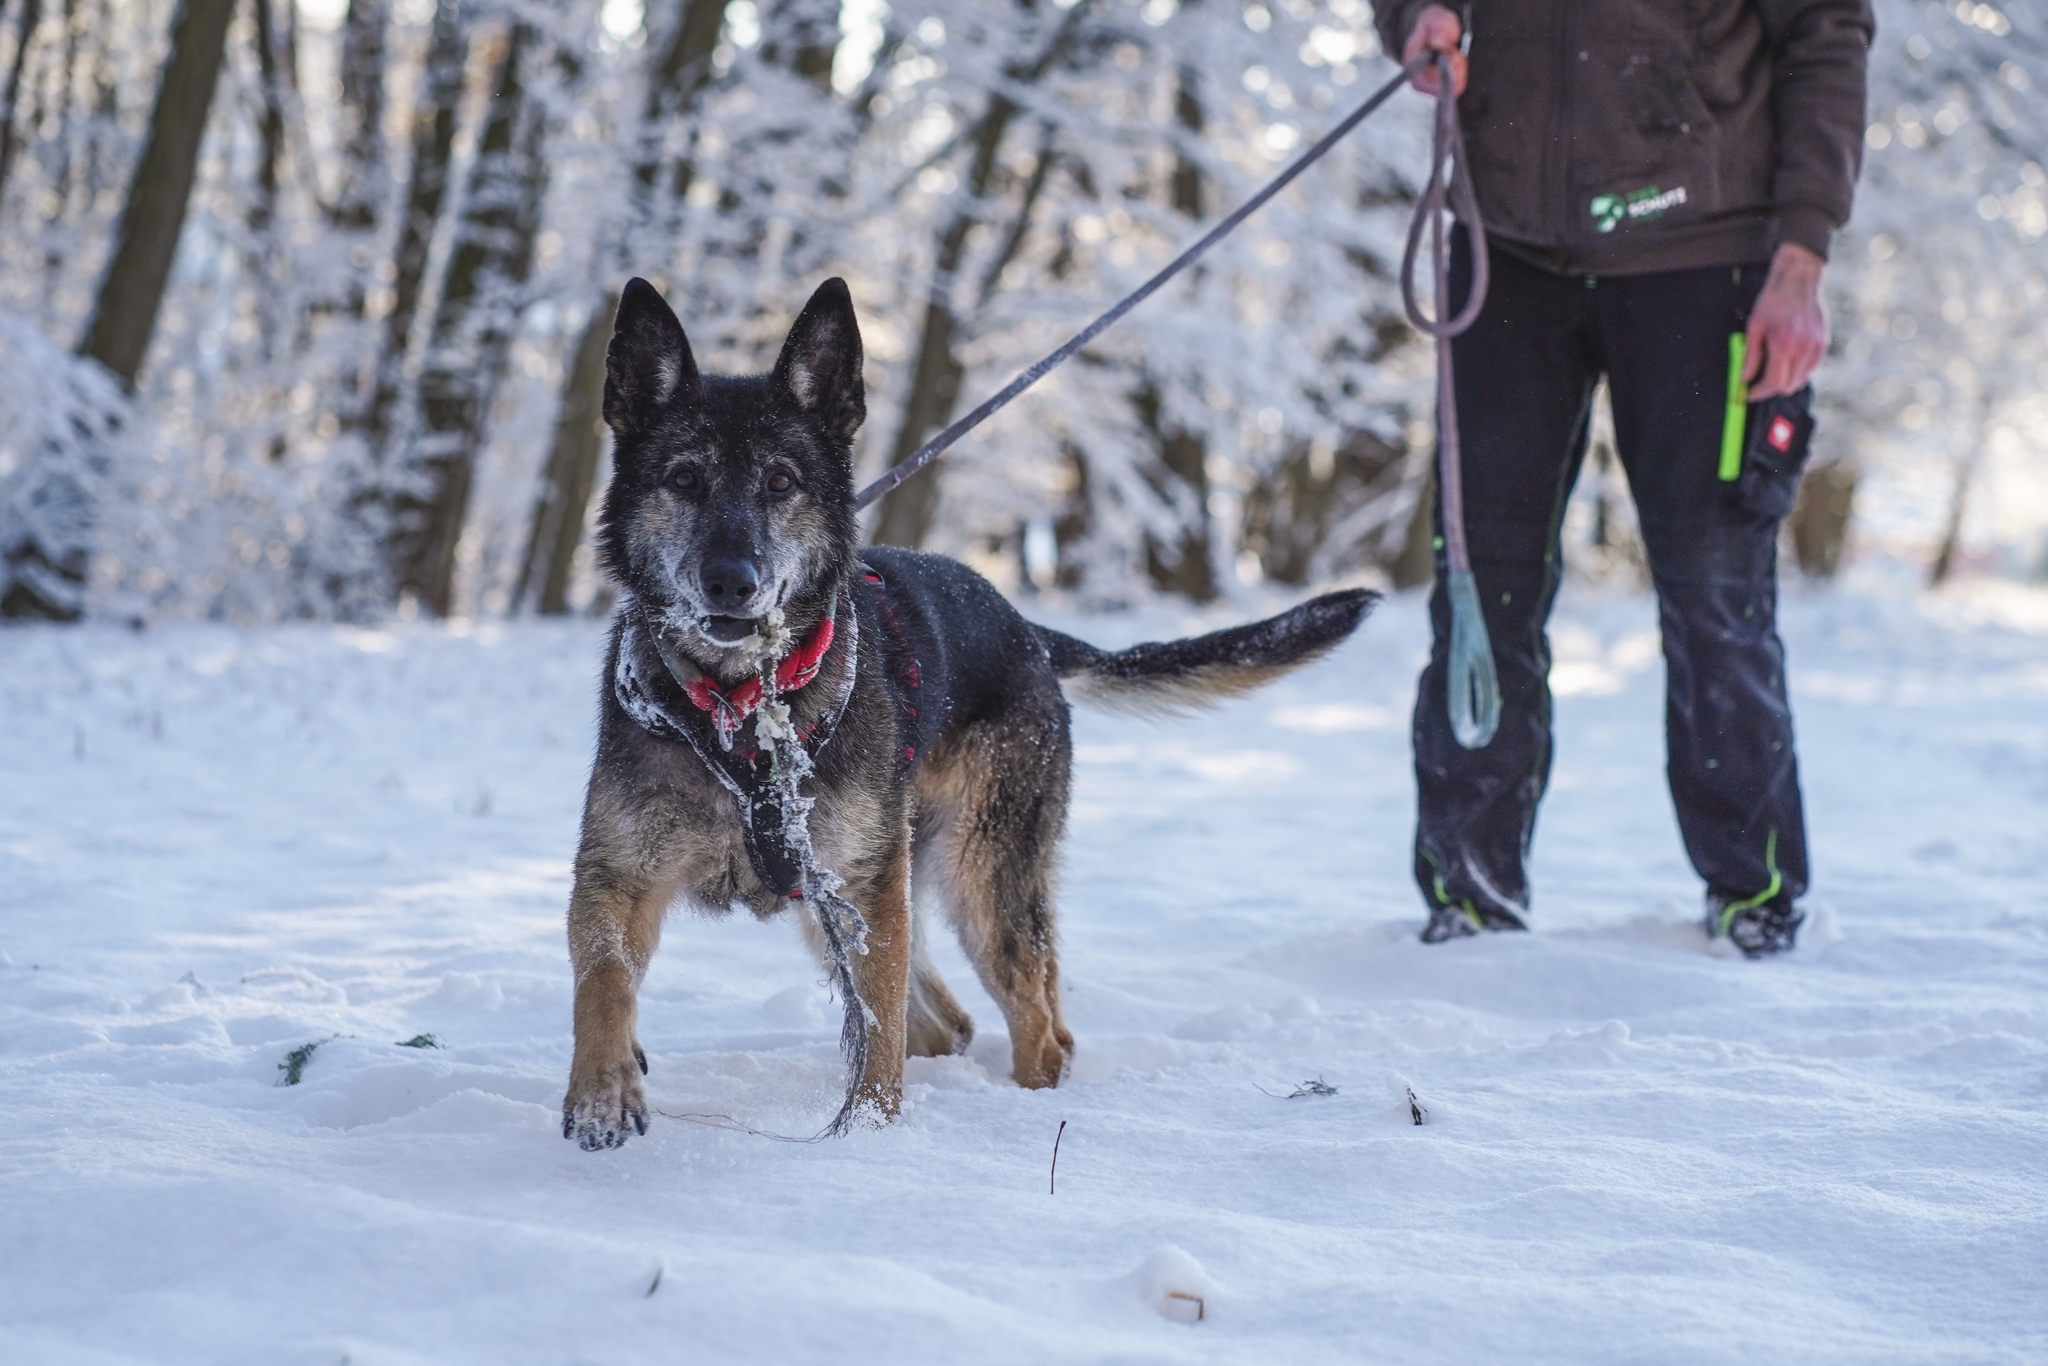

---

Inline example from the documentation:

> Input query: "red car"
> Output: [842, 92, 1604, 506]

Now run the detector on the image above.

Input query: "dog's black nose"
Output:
[701, 557, 760, 607]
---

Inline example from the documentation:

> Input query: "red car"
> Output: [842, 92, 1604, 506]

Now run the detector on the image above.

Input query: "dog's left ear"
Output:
[772, 278, 865, 445]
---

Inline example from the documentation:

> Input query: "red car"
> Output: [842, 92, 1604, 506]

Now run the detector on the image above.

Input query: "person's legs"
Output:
[1599, 263, 1810, 942]
[1412, 236, 1600, 939]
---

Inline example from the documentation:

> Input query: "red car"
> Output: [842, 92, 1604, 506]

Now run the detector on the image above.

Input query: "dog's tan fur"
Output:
[909, 721, 1076, 1089]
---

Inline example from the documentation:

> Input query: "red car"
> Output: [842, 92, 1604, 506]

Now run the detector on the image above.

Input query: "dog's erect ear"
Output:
[772, 278, 866, 444]
[604, 278, 698, 436]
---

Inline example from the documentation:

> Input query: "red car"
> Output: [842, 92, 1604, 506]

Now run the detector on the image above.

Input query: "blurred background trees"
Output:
[0, 0, 2042, 625]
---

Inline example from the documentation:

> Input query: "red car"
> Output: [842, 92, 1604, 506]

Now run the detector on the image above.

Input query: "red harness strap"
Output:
[679, 613, 837, 746]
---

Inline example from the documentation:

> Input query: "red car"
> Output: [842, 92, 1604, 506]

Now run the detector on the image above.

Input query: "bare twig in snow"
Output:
[1256, 1076, 1339, 1099]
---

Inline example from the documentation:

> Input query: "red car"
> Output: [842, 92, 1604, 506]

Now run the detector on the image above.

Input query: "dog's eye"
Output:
[668, 466, 698, 492]
[766, 470, 796, 495]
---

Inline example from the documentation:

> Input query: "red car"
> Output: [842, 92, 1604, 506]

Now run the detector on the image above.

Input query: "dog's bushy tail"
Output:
[1037, 589, 1378, 717]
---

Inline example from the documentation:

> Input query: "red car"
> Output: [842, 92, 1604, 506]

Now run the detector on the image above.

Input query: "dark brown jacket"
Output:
[1375, 0, 1873, 274]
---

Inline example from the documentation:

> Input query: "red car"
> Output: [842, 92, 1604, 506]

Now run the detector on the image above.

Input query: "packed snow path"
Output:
[3, 585, 2045, 1364]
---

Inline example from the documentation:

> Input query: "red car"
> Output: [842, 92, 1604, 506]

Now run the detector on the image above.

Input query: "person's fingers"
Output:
[1410, 51, 1465, 97]
[1743, 317, 1768, 386]
[1751, 332, 1820, 400]
[1786, 336, 1824, 393]
[1763, 343, 1797, 400]
[1776, 326, 1824, 396]
[1407, 6, 1463, 92]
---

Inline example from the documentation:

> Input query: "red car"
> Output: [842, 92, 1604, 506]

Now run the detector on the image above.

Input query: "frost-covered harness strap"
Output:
[612, 587, 858, 899]
[612, 582, 875, 1134]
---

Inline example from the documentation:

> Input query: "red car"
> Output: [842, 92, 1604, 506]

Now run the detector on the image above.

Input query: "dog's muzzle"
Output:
[700, 613, 759, 644]
[696, 555, 767, 642]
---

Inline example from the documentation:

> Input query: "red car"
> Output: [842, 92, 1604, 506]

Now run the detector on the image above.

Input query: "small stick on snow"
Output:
[1407, 1087, 1428, 1125]
[646, 1264, 663, 1298]
[1049, 1119, 1067, 1195]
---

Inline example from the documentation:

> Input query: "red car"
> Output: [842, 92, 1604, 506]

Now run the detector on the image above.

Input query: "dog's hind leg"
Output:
[918, 718, 1075, 1090]
[905, 901, 975, 1058]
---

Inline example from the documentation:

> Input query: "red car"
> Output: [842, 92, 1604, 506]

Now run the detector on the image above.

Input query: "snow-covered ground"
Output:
[4, 581, 2046, 1364]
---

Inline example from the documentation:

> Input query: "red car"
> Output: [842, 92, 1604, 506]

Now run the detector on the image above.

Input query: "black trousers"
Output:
[1413, 235, 1809, 921]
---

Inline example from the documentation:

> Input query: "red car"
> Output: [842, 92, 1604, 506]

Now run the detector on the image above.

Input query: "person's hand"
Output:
[1404, 5, 1467, 98]
[1744, 242, 1829, 399]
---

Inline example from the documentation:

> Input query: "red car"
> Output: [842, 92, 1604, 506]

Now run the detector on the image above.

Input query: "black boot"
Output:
[1706, 890, 1805, 958]
[1422, 900, 1529, 944]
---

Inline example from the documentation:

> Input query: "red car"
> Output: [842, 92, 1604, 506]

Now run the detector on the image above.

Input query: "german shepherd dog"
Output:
[562, 277, 1374, 1150]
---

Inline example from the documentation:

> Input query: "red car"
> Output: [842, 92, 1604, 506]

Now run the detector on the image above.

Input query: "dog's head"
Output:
[597, 277, 866, 652]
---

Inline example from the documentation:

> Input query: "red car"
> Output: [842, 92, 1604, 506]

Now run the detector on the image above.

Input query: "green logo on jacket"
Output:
[1589, 184, 1689, 233]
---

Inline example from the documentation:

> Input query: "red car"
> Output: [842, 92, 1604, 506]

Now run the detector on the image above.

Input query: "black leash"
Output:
[854, 56, 1426, 512]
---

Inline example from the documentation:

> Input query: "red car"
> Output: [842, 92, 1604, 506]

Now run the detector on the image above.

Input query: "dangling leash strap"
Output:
[1398, 52, 1500, 750]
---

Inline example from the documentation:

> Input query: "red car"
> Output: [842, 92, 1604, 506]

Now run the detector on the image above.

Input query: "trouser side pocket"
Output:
[1731, 385, 1816, 521]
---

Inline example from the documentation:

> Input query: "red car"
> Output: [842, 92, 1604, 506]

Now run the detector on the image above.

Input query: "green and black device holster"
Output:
[1721, 333, 1816, 521]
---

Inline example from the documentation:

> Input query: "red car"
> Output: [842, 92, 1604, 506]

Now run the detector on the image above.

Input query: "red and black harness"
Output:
[609, 565, 925, 1135]
[610, 566, 922, 900]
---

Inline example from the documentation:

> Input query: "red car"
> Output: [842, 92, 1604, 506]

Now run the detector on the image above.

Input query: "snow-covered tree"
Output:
[1, 0, 2041, 626]
[1816, 0, 2048, 582]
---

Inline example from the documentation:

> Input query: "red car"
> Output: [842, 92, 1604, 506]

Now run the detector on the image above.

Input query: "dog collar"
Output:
[646, 599, 839, 749]
[680, 613, 837, 747]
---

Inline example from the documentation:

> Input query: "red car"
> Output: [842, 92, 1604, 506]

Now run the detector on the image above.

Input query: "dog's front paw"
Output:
[562, 1055, 649, 1151]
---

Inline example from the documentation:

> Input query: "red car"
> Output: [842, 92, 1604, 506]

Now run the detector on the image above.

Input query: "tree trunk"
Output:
[1930, 396, 1995, 588]
[871, 5, 1087, 550]
[75, 0, 236, 387]
[387, 22, 549, 615]
[1142, 60, 1214, 599]
[634, 0, 725, 205]
[0, 0, 43, 203]
[359, 0, 464, 461]
[1390, 460, 1437, 590]
[1929, 457, 1973, 587]
[516, 291, 612, 614]
[248, 0, 285, 234]
[1143, 426, 1216, 600]
[320, 0, 385, 339]
[32, 0, 81, 305]
[330, 0, 385, 235]
[514, 0, 725, 615]
[1788, 460, 1857, 579]
[760, 0, 838, 90]
[869, 96, 1022, 550]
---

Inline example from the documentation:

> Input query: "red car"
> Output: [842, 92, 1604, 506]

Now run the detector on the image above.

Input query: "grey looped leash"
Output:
[853, 49, 1499, 748]
[854, 56, 1426, 512]
[1399, 52, 1500, 750]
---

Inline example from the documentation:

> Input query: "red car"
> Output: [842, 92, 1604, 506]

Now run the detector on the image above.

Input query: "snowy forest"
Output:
[0, 0, 2043, 622]
[8, 5, 2048, 1359]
